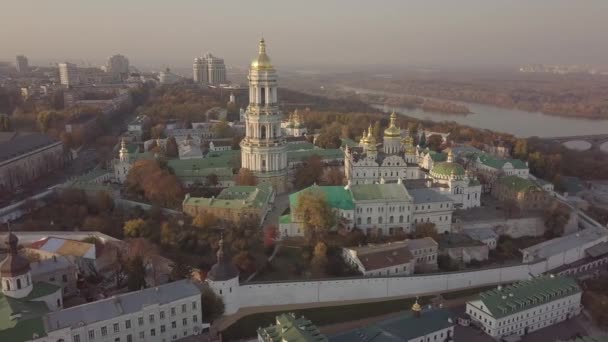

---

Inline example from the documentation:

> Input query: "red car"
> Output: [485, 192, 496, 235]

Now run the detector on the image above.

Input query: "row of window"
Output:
[79, 316, 198, 342]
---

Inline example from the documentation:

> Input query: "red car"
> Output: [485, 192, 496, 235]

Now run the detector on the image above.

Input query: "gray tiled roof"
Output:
[0, 132, 60, 162]
[408, 188, 453, 204]
[44, 280, 200, 331]
[29, 256, 73, 276]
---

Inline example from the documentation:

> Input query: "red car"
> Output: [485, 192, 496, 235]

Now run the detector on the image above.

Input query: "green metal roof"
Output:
[257, 313, 328, 342]
[289, 185, 355, 210]
[184, 184, 273, 210]
[429, 151, 447, 162]
[349, 183, 411, 202]
[168, 150, 240, 171]
[475, 275, 580, 319]
[0, 282, 59, 341]
[287, 142, 315, 151]
[279, 214, 292, 224]
[340, 138, 359, 148]
[287, 149, 343, 163]
[497, 175, 540, 193]
[478, 153, 527, 170]
[431, 161, 465, 177]
[330, 308, 453, 342]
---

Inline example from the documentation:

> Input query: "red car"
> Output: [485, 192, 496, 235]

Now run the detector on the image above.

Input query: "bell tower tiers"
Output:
[240, 38, 288, 193]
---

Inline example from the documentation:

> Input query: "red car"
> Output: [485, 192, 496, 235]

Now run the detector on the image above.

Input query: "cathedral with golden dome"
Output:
[344, 111, 421, 185]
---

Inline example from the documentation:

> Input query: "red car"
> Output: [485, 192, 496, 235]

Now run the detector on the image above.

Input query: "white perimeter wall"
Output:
[236, 260, 550, 309]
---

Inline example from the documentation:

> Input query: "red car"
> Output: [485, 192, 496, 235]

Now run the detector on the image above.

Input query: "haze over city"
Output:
[2, 0, 608, 69]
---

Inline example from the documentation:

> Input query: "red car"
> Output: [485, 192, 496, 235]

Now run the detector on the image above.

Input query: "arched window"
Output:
[379, 217, 383, 224]
[367, 217, 371, 224]
[357, 218, 361, 225]
[389, 216, 394, 223]
[17, 278, 21, 289]
[399, 215, 403, 223]
[57, 299, 61, 308]
[261, 125, 267, 139]
[4, 280, 9, 291]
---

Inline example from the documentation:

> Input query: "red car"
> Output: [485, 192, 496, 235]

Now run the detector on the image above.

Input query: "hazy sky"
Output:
[1, 1, 607, 70]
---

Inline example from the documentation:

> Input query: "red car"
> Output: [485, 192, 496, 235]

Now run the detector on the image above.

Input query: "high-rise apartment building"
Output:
[192, 53, 226, 85]
[105, 54, 130, 80]
[15, 55, 29, 73]
[58, 62, 79, 86]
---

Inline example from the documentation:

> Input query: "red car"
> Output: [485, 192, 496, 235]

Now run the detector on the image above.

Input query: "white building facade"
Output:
[466, 276, 582, 339]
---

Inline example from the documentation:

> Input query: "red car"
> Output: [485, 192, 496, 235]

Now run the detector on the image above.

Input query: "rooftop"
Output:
[438, 234, 485, 249]
[330, 308, 453, 342]
[287, 148, 343, 163]
[29, 255, 74, 276]
[349, 183, 412, 202]
[30, 237, 96, 259]
[497, 175, 541, 193]
[44, 279, 200, 332]
[0, 132, 60, 163]
[465, 228, 499, 242]
[346, 241, 414, 271]
[521, 227, 608, 261]
[290, 185, 355, 211]
[472, 275, 580, 319]
[477, 153, 528, 170]
[184, 184, 274, 210]
[258, 313, 328, 342]
[408, 187, 453, 204]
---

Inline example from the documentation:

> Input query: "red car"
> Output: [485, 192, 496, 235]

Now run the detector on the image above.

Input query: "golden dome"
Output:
[384, 111, 401, 138]
[360, 129, 368, 144]
[411, 299, 422, 312]
[251, 38, 273, 70]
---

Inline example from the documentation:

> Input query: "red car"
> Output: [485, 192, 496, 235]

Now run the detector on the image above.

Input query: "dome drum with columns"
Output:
[1, 232, 34, 298]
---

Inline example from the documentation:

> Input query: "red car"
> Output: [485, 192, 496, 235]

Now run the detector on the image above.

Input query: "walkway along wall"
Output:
[218, 259, 551, 314]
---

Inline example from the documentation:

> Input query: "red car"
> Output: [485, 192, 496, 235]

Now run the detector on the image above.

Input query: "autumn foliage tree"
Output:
[311, 242, 328, 277]
[413, 222, 439, 240]
[165, 136, 179, 158]
[293, 189, 336, 246]
[126, 159, 184, 207]
[294, 155, 324, 190]
[234, 168, 256, 186]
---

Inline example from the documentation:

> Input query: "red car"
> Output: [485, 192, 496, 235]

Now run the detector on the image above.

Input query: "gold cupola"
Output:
[411, 298, 422, 317]
[384, 111, 401, 138]
[251, 38, 273, 71]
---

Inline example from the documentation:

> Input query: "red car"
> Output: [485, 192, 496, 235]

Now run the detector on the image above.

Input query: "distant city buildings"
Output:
[159, 67, 180, 85]
[15, 55, 29, 73]
[58, 62, 79, 86]
[193, 53, 227, 85]
[519, 64, 608, 75]
[105, 54, 130, 80]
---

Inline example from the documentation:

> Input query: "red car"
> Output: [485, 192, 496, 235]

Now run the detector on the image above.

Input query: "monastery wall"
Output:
[460, 216, 545, 238]
[235, 261, 548, 310]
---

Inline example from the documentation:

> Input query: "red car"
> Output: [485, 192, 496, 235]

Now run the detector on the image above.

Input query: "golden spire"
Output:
[411, 297, 422, 316]
[259, 37, 266, 54]
[384, 111, 401, 138]
[251, 37, 273, 70]
[447, 148, 454, 163]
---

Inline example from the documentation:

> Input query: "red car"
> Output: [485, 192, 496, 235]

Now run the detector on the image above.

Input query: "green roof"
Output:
[279, 214, 292, 224]
[349, 183, 412, 201]
[0, 282, 60, 341]
[429, 151, 447, 162]
[287, 149, 343, 163]
[331, 308, 453, 342]
[257, 313, 328, 342]
[497, 175, 540, 193]
[340, 138, 359, 148]
[184, 184, 273, 210]
[290, 185, 355, 211]
[287, 142, 315, 151]
[478, 153, 527, 170]
[475, 275, 580, 319]
[431, 161, 465, 177]
[168, 150, 240, 170]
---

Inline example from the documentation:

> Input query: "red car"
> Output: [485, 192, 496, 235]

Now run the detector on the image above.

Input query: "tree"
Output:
[107, 245, 127, 289]
[315, 122, 341, 148]
[0, 113, 11, 131]
[323, 167, 344, 186]
[233, 250, 256, 273]
[235, 168, 256, 186]
[264, 225, 279, 251]
[170, 256, 193, 280]
[126, 255, 147, 291]
[413, 222, 439, 240]
[128, 238, 161, 286]
[544, 201, 571, 239]
[427, 135, 443, 152]
[212, 120, 234, 138]
[165, 136, 179, 158]
[513, 139, 528, 160]
[126, 159, 184, 207]
[293, 190, 336, 246]
[124, 218, 147, 238]
[419, 132, 428, 148]
[201, 286, 225, 323]
[36, 110, 59, 132]
[372, 121, 382, 141]
[311, 242, 328, 276]
[160, 221, 176, 247]
[94, 191, 114, 213]
[294, 155, 323, 189]
[206, 173, 219, 186]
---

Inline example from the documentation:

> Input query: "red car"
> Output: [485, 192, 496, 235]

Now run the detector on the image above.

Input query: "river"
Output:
[345, 86, 608, 138]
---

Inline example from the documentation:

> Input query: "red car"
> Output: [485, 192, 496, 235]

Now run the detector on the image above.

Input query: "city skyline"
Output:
[1, 0, 608, 70]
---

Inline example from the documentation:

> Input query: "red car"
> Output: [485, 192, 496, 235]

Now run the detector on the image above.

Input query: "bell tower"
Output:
[240, 38, 288, 193]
